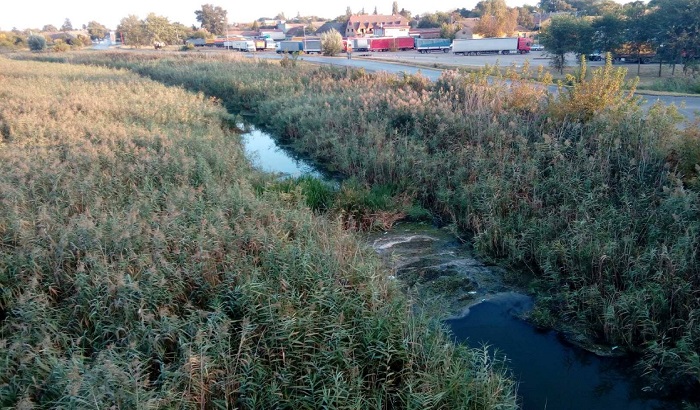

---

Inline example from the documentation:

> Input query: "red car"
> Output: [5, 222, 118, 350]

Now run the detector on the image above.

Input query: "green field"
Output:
[0, 58, 517, 408]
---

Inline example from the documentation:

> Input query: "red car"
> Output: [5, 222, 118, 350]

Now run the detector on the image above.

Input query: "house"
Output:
[315, 21, 346, 36]
[345, 14, 410, 37]
[374, 26, 410, 37]
[454, 18, 481, 39]
[259, 29, 285, 40]
[409, 28, 441, 39]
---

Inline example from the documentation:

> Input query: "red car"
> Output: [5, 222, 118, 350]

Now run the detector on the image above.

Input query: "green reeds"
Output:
[0, 57, 517, 408]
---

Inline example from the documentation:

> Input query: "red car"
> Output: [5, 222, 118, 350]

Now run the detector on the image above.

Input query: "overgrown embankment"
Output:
[18, 51, 700, 398]
[0, 58, 517, 408]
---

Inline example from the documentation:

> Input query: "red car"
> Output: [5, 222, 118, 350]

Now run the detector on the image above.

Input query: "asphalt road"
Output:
[253, 51, 700, 121]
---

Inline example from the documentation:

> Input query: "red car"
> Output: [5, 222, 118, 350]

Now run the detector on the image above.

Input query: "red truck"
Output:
[368, 36, 414, 52]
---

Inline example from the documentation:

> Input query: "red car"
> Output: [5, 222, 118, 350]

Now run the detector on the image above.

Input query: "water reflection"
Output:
[447, 294, 668, 410]
[241, 126, 324, 179]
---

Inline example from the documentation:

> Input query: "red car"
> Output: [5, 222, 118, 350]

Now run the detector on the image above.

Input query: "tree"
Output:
[42, 25, 57, 32]
[145, 13, 175, 43]
[474, 0, 518, 37]
[195, 4, 228, 35]
[87, 21, 108, 41]
[591, 14, 625, 54]
[392, 1, 399, 15]
[360, 7, 366, 14]
[590, 0, 623, 16]
[373, 6, 378, 15]
[251, 20, 260, 31]
[648, 0, 700, 73]
[417, 12, 452, 28]
[399, 8, 412, 19]
[540, 15, 592, 73]
[440, 23, 460, 39]
[516, 6, 536, 30]
[345, 7, 352, 18]
[321, 28, 343, 55]
[61, 18, 73, 32]
[539, 0, 574, 12]
[27, 34, 46, 51]
[274, 12, 286, 20]
[117, 15, 148, 47]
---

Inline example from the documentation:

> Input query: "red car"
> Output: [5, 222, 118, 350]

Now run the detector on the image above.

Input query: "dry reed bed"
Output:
[0, 58, 517, 408]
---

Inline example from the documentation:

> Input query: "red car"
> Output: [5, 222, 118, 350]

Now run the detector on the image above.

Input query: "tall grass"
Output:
[0, 58, 517, 408]
[16, 51, 700, 397]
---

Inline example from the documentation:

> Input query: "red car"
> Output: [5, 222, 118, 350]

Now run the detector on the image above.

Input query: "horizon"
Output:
[2, 0, 636, 32]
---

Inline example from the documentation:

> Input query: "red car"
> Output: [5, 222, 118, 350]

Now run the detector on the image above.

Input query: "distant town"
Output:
[1, 0, 698, 73]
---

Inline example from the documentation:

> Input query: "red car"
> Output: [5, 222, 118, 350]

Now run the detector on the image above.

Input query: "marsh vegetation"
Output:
[9, 49, 700, 402]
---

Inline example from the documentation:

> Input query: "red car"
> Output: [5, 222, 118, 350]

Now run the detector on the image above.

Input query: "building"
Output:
[374, 26, 410, 37]
[409, 28, 442, 39]
[345, 14, 410, 37]
[315, 21, 347, 36]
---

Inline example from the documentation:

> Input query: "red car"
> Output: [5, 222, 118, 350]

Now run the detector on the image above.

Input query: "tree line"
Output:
[540, 0, 700, 75]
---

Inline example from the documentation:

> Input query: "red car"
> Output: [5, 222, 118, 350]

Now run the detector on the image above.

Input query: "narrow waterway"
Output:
[239, 124, 671, 410]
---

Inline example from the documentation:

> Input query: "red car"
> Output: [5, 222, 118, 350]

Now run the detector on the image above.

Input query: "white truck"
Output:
[452, 37, 531, 56]
[303, 39, 322, 54]
[224, 39, 256, 52]
[352, 38, 370, 52]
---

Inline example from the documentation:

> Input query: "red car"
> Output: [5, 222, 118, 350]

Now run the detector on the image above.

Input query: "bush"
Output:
[53, 39, 70, 52]
[321, 28, 343, 56]
[27, 34, 46, 51]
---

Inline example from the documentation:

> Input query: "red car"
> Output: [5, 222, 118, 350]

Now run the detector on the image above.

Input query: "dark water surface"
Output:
[240, 125, 676, 410]
[447, 293, 668, 410]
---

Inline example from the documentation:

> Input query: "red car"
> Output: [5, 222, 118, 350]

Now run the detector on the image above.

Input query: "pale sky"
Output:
[2, 0, 524, 31]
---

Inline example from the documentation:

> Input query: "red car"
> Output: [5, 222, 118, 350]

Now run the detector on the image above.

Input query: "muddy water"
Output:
[240, 125, 669, 410]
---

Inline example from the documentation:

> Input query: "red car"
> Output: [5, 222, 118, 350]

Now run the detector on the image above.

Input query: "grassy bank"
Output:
[17, 51, 700, 398]
[0, 58, 517, 408]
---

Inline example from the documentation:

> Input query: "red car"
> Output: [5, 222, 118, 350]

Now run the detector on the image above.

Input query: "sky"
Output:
[3, 0, 516, 31]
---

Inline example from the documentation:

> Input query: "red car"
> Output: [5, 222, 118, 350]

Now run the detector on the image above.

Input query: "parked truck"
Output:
[415, 38, 451, 53]
[352, 38, 370, 52]
[452, 37, 531, 56]
[224, 39, 256, 52]
[303, 39, 322, 54]
[276, 40, 303, 54]
[368, 36, 414, 51]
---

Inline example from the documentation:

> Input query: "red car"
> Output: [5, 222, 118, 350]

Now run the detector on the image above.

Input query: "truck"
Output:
[303, 39, 322, 54]
[452, 37, 531, 56]
[253, 38, 277, 51]
[352, 38, 370, 52]
[415, 38, 451, 53]
[224, 39, 256, 52]
[368, 36, 414, 52]
[276, 40, 303, 54]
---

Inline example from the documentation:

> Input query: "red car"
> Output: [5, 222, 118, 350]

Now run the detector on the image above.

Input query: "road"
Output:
[252, 51, 700, 121]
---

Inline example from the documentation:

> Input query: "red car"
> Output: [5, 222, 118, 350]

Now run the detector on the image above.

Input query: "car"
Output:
[530, 44, 544, 51]
[587, 52, 603, 61]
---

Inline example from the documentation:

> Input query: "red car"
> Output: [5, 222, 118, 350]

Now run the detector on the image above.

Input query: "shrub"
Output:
[321, 28, 343, 56]
[27, 34, 46, 51]
[53, 39, 70, 52]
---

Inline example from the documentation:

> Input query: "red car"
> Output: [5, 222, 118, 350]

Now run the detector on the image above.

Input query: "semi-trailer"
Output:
[352, 38, 370, 52]
[303, 39, 322, 54]
[452, 37, 531, 55]
[368, 36, 414, 51]
[415, 38, 451, 53]
[224, 39, 256, 52]
[276, 40, 303, 54]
